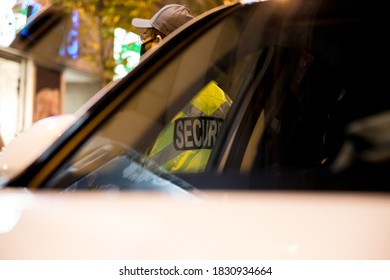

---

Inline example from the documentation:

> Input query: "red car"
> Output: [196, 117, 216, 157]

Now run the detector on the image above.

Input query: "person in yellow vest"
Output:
[147, 81, 232, 173]
[132, 5, 232, 173]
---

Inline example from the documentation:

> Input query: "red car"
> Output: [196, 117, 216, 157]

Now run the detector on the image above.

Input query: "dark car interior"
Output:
[185, 0, 390, 191]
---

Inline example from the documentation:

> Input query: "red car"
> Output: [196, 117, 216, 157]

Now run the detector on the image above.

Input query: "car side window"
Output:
[43, 10, 261, 190]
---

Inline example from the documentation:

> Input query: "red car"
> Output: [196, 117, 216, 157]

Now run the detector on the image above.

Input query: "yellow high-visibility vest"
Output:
[148, 81, 232, 173]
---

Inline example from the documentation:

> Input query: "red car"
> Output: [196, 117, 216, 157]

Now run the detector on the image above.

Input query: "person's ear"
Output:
[149, 36, 162, 50]
[155, 35, 163, 45]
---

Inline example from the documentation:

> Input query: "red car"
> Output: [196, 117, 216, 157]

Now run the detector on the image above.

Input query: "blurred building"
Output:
[1, 1, 140, 145]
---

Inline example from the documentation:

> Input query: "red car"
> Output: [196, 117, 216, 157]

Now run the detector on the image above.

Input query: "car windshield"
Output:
[37, 0, 389, 192]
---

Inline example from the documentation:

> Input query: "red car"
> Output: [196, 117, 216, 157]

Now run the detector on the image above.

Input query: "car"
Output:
[0, 0, 389, 259]
[0, 188, 389, 259]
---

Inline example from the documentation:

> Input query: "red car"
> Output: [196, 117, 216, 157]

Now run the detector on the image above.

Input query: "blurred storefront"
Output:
[0, 0, 140, 146]
[0, 48, 29, 145]
[0, 0, 99, 145]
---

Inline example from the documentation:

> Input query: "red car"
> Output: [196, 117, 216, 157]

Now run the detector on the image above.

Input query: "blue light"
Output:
[60, 10, 79, 59]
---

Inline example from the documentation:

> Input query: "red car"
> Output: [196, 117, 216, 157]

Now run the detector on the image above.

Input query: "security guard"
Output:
[148, 81, 232, 173]
[132, 6, 232, 172]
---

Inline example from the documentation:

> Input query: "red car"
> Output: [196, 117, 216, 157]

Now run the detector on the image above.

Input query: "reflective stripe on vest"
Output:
[148, 81, 232, 173]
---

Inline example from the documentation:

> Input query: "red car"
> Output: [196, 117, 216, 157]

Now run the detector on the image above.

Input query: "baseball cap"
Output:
[131, 4, 193, 36]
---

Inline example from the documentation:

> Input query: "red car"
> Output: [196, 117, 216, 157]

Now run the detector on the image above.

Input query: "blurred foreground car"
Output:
[0, 189, 389, 259]
[0, 0, 389, 259]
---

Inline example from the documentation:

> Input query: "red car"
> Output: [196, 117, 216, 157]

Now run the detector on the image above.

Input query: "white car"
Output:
[0, 0, 389, 260]
[0, 189, 389, 259]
